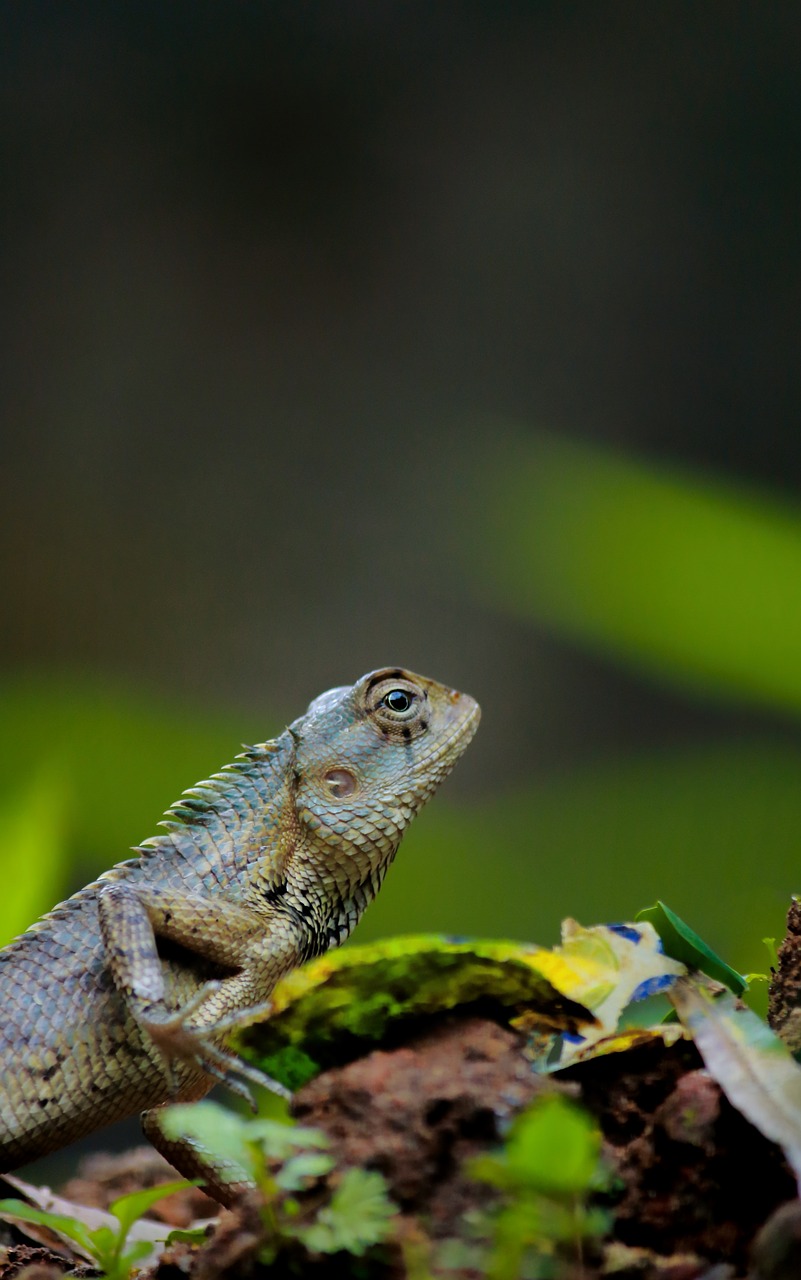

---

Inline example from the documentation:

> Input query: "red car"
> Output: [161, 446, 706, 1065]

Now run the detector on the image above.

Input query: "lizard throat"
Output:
[294, 861, 391, 961]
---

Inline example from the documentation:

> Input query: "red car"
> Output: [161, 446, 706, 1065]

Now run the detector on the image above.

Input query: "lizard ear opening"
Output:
[323, 768, 359, 799]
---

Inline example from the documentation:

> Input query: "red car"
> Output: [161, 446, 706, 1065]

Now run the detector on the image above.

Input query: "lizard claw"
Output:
[186, 1040, 291, 1108]
[141, 983, 290, 1104]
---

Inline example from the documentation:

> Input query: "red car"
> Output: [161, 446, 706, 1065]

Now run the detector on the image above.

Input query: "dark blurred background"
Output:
[4, 2, 801, 983]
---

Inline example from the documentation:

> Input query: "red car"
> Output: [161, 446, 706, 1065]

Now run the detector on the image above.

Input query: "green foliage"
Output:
[0, 769, 68, 944]
[637, 900, 746, 995]
[161, 1102, 395, 1264]
[161, 1101, 332, 1186]
[0, 1181, 190, 1280]
[0, 674, 270, 946]
[457, 1095, 608, 1280]
[476, 430, 801, 713]
[297, 1169, 395, 1257]
[0, 671, 267, 870]
[163, 1095, 606, 1278]
[476, 1094, 602, 1197]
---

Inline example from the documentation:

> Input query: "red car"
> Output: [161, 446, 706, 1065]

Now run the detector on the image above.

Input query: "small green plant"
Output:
[162, 1102, 395, 1264]
[0, 1180, 191, 1280]
[458, 1094, 609, 1280]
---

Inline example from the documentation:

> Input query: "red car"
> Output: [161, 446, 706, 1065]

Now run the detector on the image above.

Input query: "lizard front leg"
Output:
[97, 882, 291, 1104]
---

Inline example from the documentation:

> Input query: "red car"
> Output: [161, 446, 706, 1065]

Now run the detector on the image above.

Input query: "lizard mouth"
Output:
[426, 696, 481, 777]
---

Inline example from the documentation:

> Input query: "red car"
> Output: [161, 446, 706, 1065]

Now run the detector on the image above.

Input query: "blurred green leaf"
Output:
[473, 1095, 601, 1198]
[636, 901, 745, 995]
[165, 1227, 209, 1247]
[297, 1169, 394, 1256]
[0, 672, 271, 862]
[0, 770, 68, 943]
[476, 430, 801, 712]
[108, 1181, 194, 1242]
[163, 1102, 392, 1263]
[275, 1152, 335, 1192]
[0, 1199, 96, 1257]
[0, 675, 273, 954]
[469, 1095, 609, 1280]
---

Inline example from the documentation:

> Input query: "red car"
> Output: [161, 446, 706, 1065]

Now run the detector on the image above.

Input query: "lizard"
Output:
[0, 667, 480, 1201]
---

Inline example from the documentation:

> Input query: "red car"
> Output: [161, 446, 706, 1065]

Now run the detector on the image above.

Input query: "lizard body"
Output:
[0, 668, 479, 1196]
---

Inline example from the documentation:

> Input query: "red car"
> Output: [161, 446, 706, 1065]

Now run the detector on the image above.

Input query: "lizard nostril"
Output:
[323, 768, 359, 799]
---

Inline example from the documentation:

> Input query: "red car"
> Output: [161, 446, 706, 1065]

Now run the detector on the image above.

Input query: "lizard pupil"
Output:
[384, 689, 412, 713]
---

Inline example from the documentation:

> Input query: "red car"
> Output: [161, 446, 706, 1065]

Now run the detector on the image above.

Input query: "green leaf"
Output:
[298, 1169, 395, 1256]
[636, 901, 745, 995]
[0, 1200, 95, 1253]
[475, 1096, 602, 1199]
[0, 771, 68, 945]
[245, 1118, 330, 1159]
[114, 1240, 156, 1274]
[108, 1180, 195, 1240]
[473, 429, 801, 715]
[0, 1186, 187, 1279]
[275, 1152, 335, 1191]
[84, 1223, 118, 1268]
[166, 1227, 210, 1247]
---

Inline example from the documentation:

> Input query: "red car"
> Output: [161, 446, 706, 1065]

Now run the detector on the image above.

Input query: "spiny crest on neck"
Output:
[135, 734, 293, 850]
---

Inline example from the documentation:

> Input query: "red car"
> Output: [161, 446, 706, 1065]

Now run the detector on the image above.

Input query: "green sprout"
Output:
[0, 1181, 191, 1280]
[464, 1094, 609, 1280]
[161, 1102, 395, 1264]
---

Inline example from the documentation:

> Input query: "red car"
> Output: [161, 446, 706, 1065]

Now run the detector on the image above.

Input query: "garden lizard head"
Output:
[287, 667, 480, 938]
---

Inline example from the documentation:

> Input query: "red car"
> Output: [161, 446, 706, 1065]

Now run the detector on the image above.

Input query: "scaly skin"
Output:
[0, 668, 479, 1198]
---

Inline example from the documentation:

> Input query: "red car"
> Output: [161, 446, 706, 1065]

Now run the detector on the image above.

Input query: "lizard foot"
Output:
[141, 982, 290, 1107]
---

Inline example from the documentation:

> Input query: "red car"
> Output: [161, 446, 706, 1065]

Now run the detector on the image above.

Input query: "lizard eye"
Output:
[383, 688, 413, 714]
[364, 672, 428, 736]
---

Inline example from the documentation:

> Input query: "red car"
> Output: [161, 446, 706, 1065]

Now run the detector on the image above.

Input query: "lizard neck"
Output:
[237, 739, 401, 957]
[283, 818, 402, 958]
